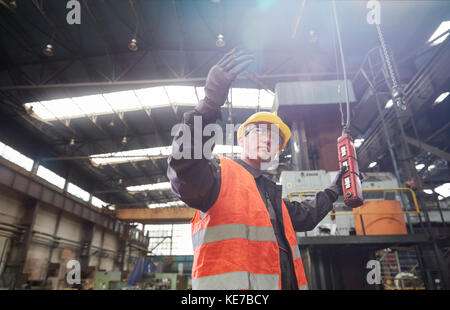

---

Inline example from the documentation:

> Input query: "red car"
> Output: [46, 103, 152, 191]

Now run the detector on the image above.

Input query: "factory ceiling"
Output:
[0, 0, 449, 209]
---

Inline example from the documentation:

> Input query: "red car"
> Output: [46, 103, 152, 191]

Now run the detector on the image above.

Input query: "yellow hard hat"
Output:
[237, 111, 291, 151]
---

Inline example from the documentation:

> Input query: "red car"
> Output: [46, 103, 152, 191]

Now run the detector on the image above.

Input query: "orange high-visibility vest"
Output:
[191, 157, 308, 290]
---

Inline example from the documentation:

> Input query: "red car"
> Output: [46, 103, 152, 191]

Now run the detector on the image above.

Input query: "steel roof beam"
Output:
[0, 72, 350, 91]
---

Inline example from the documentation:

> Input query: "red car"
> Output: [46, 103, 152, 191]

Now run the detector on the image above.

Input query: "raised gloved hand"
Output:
[197, 48, 254, 115]
[325, 166, 348, 202]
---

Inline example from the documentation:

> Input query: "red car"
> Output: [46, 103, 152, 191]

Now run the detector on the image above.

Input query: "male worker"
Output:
[167, 48, 345, 290]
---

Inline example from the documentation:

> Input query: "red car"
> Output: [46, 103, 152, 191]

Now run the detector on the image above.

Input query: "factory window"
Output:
[36, 165, 66, 189]
[146, 224, 193, 256]
[0, 140, 34, 172]
[91, 196, 107, 209]
[67, 182, 90, 202]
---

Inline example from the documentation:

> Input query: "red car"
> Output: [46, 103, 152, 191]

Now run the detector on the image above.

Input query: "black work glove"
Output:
[196, 48, 254, 116]
[325, 166, 348, 202]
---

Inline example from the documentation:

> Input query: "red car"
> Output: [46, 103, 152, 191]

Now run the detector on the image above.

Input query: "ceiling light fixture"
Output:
[385, 99, 393, 109]
[308, 30, 318, 44]
[433, 91, 449, 106]
[43, 44, 54, 56]
[122, 136, 127, 144]
[216, 34, 225, 47]
[128, 38, 138, 52]
[368, 162, 377, 168]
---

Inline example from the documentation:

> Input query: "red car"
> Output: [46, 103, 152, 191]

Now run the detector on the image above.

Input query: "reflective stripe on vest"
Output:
[192, 223, 277, 249]
[292, 244, 301, 260]
[299, 284, 309, 290]
[192, 271, 279, 290]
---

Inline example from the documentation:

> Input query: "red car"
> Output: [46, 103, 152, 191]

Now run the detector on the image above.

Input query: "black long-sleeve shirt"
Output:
[167, 107, 336, 289]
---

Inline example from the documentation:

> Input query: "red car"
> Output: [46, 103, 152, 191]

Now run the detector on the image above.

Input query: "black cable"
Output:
[329, 1, 345, 129]
[331, 0, 351, 133]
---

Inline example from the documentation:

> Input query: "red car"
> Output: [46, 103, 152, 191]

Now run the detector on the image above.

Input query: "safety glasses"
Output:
[244, 124, 284, 147]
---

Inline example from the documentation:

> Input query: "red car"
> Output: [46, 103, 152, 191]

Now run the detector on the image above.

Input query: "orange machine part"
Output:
[353, 200, 408, 235]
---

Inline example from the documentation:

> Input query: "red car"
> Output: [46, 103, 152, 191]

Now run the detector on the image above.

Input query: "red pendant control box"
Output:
[337, 134, 364, 208]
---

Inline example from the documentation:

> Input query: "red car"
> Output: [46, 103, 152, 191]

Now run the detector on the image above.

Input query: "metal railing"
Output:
[287, 187, 421, 216]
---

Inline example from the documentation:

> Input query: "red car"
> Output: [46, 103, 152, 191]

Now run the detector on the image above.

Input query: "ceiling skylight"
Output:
[165, 86, 199, 104]
[354, 138, 364, 148]
[90, 144, 241, 166]
[434, 183, 450, 198]
[415, 164, 425, 170]
[127, 182, 172, 192]
[90, 146, 172, 166]
[134, 87, 171, 107]
[230, 88, 274, 109]
[72, 94, 112, 116]
[147, 201, 185, 208]
[428, 21, 450, 46]
[102, 90, 143, 111]
[433, 91, 449, 106]
[24, 86, 273, 121]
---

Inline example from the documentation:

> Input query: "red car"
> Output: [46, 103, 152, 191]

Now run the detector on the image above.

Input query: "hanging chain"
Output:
[375, 23, 406, 110]
[376, 24, 399, 89]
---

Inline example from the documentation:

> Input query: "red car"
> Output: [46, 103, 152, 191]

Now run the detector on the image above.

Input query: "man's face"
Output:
[239, 122, 283, 163]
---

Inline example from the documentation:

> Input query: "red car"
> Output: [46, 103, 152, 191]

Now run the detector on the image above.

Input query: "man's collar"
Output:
[235, 159, 263, 178]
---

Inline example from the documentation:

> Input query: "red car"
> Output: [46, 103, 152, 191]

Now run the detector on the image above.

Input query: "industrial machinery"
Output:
[280, 170, 450, 236]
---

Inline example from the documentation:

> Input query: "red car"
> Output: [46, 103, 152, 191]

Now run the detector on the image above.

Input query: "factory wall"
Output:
[0, 190, 23, 277]
[0, 189, 138, 289]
